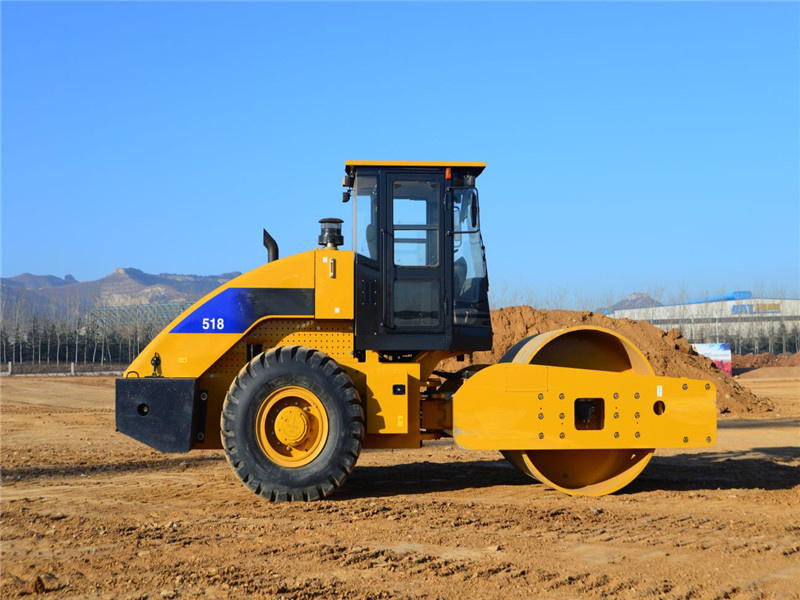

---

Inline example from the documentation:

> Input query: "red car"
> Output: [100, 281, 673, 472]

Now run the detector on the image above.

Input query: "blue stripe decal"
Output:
[170, 288, 315, 334]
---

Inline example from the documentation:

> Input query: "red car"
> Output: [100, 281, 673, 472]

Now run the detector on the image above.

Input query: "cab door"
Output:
[386, 173, 446, 334]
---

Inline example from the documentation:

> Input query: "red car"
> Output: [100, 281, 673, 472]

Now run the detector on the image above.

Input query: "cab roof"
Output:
[345, 160, 485, 176]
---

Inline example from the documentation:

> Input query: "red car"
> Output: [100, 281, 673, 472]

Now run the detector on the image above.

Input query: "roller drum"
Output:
[501, 326, 656, 496]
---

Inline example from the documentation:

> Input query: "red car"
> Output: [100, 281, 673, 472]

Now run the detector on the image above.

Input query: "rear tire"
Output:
[221, 345, 364, 502]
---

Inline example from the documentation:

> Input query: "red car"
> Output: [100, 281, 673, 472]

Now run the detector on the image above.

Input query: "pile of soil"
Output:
[442, 306, 772, 416]
[733, 352, 800, 369]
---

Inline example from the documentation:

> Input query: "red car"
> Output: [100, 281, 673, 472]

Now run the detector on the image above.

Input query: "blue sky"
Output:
[2, 1, 798, 307]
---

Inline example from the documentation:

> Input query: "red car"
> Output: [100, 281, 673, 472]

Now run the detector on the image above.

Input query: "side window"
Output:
[392, 180, 439, 267]
[355, 175, 378, 261]
[452, 187, 490, 327]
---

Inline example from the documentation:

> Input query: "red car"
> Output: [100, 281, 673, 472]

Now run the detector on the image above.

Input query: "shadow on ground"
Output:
[335, 458, 528, 499]
[718, 418, 799, 429]
[4, 447, 798, 498]
[628, 447, 800, 493]
[340, 447, 800, 499]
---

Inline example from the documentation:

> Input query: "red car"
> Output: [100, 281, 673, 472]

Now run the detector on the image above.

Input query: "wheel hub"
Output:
[274, 406, 310, 446]
[255, 386, 330, 468]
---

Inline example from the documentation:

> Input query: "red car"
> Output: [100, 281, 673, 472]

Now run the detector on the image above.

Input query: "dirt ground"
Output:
[1, 372, 798, 600]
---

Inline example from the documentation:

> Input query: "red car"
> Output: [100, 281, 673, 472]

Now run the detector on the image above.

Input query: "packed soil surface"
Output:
[441, 306, 772, 416]
[733, 352, 800, 370]
[2, 374, 798, 600]
[735, 366, 800, 419]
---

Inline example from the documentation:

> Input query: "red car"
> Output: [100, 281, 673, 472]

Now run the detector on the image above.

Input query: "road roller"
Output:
[116, 161, 717, 501]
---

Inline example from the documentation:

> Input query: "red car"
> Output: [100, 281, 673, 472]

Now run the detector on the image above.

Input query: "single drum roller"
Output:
[453, 326, 716, 497]
[501, 327, 656, 496]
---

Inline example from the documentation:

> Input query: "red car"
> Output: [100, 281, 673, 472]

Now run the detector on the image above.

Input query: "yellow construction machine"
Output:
[116, 161, 716, 501]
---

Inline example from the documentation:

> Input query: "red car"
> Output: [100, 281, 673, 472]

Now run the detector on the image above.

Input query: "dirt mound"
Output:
[442, 306, 772, 416]
[733, 352, 800, 369]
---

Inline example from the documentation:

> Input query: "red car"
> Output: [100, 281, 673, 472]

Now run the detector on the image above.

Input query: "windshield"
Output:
[452, 187, 490, 327]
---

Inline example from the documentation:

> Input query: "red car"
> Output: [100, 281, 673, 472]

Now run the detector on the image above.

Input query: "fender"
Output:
[124, 250, 354, 379]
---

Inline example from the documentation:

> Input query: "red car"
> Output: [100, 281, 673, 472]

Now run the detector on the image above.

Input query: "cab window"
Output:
[392, 180, 440, 267]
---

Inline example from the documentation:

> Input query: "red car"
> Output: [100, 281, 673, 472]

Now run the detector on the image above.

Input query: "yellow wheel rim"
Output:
[255, 386, 329, 468]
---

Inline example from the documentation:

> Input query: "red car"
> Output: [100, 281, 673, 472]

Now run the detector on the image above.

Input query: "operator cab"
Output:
[344, 161, 492, 355]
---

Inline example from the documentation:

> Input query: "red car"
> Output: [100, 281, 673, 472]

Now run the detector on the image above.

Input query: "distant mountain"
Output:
[5, 273, 79, 290]
[612, 292, 663, 311]
[1, 268, 241, 320]
[594, 292, 663, 314]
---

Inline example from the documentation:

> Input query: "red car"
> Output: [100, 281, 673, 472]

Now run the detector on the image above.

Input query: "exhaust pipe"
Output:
[262, 229, 279, 263]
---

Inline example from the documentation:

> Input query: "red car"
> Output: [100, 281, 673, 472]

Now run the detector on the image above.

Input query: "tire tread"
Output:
[220, 345, 364, 503]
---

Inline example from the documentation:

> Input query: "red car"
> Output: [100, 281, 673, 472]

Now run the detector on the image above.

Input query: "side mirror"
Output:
[470, 197, 479, 229]
[453, 188, 480, 234]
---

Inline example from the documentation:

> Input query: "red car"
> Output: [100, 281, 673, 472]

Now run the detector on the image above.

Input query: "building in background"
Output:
[609, 292, 800, 355]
